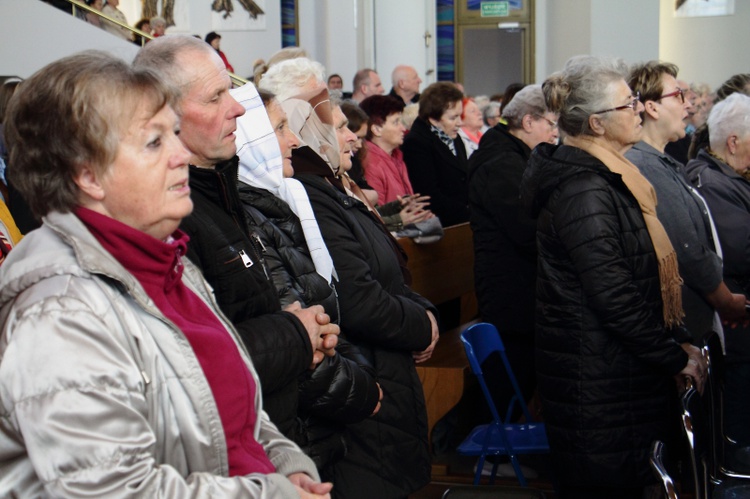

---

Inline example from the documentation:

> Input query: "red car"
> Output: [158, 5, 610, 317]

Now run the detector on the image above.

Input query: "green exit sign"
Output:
[481, 1, 509, 17]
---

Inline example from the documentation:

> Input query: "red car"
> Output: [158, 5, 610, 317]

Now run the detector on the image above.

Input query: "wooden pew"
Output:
[399, 222, 477, 477]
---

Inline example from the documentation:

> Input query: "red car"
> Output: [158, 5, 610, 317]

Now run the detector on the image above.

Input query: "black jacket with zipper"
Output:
[520, 143, 690, 488]
[293, 145, 435, 498]
[236, 181, 382, 473]
[180, 158, 311, 442]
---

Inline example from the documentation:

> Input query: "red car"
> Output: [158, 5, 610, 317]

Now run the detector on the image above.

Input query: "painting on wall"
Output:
[675, 0, 734, 17]
[212, 0, 266, 30]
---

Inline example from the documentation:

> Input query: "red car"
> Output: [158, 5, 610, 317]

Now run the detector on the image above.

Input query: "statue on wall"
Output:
[141, 0, 175, 26]
[211, 0, 264, 19]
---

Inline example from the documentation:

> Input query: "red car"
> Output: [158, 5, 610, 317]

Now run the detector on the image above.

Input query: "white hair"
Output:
[708, 93, 750, 152]
[258, 57, 326, 102]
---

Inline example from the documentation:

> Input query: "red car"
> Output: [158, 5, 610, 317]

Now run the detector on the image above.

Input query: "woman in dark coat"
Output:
[685, 93, 750, 451]
[402, 82, 469, 226]
[468, 84, 558, 417]
[519, 56, 706, 499]
[259, 57, 439, 499]
[232, 87, 382, 475]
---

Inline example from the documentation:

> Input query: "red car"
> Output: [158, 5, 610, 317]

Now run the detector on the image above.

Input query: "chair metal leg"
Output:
[509, 455, 528, 487]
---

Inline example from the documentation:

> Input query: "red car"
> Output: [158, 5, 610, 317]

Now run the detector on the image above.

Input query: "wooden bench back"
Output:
[399, 222, 477, 323]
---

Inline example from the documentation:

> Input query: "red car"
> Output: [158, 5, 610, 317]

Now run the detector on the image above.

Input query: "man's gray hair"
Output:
[482, 101, 501, 127]
[133, 35, 214, 90]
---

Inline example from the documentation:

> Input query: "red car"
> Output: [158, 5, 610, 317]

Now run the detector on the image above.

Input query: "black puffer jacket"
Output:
[293, 148, 434, 499]
[180, 158, 311, 441]
[520, 143, 689, 488]
[236, 182, 381, 470]
[237, 182, 338, 318]
[468, 124, 536, 334]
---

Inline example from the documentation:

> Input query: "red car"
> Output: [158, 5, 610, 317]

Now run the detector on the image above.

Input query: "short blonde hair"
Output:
[5, 51, 177, 218]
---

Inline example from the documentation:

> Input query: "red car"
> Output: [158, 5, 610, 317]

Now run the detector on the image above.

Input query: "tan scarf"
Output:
[565, 135, 684, 327]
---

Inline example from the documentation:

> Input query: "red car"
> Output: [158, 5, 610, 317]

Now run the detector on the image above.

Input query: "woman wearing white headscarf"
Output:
[230, 83, 382, 477]
[260, 58, 438, 499]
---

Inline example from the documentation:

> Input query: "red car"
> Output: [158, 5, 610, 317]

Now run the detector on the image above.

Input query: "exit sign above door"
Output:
[480, 1, 509, 17]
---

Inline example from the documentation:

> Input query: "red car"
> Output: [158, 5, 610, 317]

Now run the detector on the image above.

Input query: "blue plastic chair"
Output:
[458, 322, 549, 486]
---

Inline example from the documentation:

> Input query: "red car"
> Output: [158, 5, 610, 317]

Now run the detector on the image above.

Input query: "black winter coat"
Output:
[402, 117, 469, 226]
[237, 182, 339, 318]
[293, 148, 434, 499]
[468, 124, 536, 334]
[236, 182, 382, 470]
[520, 143, 689, 488]
[180, 158, 311, 440]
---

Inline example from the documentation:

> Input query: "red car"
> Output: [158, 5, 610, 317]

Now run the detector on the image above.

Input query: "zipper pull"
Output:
[239, 249, 254, 268]
[253, 233, 267, 253]
[250, 234, 271, 280]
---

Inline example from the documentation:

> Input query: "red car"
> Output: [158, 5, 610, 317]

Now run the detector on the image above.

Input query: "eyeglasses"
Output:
[657, 87, 685, 104]
[534, 114, 558, 129]
[593, 92, 640, 115]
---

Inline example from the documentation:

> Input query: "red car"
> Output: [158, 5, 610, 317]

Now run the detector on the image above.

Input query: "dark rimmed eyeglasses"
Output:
[657, 87, 685, 104]
[593, 91, 640, 115]
[534, 114, 558, 129]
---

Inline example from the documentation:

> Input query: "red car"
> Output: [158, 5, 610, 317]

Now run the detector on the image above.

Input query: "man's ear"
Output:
[74, 165, 106, 202]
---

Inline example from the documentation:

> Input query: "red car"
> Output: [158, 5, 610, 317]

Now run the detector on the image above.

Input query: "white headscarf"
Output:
[282, 98, 340, 174]
[231, 83, 337, 284]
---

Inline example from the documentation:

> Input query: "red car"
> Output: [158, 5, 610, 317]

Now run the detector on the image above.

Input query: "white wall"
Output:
[162, 0, 281, 80]
[298, 0, 361, 92]
[373, 0, 437, 91]
[0, 0, 139, 79]
[296, 0, 437, 94]
[537, 0, 658, 81]
[659, 0, 750, 89]
[6, 1, 750, 92]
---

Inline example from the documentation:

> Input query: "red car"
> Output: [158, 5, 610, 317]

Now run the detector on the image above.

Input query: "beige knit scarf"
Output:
[565, 135, 685, 327]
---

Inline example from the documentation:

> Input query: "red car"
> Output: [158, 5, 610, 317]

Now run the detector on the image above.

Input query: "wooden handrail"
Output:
[57, 0, 249, 87]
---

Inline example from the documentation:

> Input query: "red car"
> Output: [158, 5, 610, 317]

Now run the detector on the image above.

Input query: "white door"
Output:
[373, 0, 437, 90]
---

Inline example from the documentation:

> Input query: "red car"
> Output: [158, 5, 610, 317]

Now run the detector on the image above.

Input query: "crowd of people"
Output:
[3, 8, 750, 498]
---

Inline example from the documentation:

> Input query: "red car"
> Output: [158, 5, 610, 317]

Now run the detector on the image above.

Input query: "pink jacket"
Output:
[363, 141, 414, 204]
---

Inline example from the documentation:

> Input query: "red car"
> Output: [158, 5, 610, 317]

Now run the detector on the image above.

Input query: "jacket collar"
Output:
[0, 211, 144, 309]
[409, 118, 468, 172]
[697, 148, 745, 180]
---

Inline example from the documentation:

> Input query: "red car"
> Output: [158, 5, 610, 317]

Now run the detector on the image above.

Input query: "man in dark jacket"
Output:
[133, 37, 341, 488]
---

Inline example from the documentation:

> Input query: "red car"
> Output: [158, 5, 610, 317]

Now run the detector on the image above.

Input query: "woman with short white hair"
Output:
[686, 92, 750, 452]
